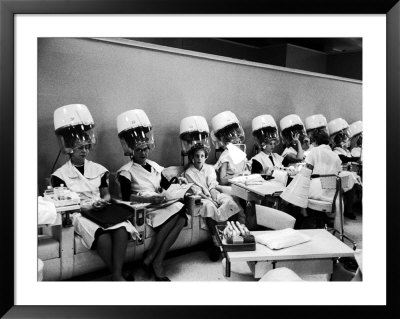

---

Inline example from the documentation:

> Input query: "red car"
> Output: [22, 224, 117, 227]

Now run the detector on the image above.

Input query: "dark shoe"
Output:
[208, 246, 221, 262]
[344, 212, 356, 220]
[154, 275, 171, 281]
[123, 273, 135, 281]
[141, 262, 152, 279]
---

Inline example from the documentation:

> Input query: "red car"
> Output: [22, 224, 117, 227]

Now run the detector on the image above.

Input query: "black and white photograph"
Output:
[2, 6, 398, 316]
[37, 37, 363, 283]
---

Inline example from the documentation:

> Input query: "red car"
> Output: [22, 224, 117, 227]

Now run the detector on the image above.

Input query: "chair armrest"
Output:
[215, 185, 233, 195]
[255, 205, 296, 230]
[311, 174, 338, 179]
[184, 195, 202, 217]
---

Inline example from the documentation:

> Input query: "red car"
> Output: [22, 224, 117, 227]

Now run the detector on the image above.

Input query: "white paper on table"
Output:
[254, 228, 311, 250]
[272, 169, 289, 186]
[230, 174, 264, 184]
[161, 183, 193, 200]
[146, 201, 184, 228]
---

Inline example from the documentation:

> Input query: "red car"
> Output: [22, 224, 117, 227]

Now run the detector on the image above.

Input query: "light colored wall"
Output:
[38, 38, 362, 193]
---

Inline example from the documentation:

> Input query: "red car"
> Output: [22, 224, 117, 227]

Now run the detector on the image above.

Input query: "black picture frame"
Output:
[1, 0, 399, 318]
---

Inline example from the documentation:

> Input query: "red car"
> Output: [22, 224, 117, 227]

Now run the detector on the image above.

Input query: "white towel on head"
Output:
[254, 228, 311, 250]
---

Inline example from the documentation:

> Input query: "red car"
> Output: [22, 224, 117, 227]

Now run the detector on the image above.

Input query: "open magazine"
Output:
[113, 183, 193, 228]
[161, 182, 193, 201]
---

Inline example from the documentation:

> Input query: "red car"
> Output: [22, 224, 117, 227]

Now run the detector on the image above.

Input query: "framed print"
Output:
[1, 0, 399, 318]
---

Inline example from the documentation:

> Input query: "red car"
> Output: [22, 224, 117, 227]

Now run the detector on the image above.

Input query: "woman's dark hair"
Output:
[252, 126, 277, 141]
[56, 125, 93, 148]
[315, 130, 330, 146]
[215, 123, 240, 142]
[118, 126, 151, 150]
[281, 124, 304, 143]
[180, 131, 209, 142]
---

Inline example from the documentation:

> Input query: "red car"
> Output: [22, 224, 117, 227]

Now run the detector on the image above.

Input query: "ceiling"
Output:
[219, 38, 362, 54]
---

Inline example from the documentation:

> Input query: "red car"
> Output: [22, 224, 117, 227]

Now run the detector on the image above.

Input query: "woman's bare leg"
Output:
[96, 233, 113, 271]
[152, 215, 186, 277]
[143, 213, 181, 266]
[111, 227, 129, 281]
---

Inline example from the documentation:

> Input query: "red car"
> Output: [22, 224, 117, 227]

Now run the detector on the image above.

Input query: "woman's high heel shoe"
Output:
[155, 275, 171, 282]
[151, 265, 171, 281]
[141, 262, 152, 279]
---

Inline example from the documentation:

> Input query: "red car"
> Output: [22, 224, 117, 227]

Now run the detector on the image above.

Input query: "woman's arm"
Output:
[118, 175, 132, 201]
[292, 133, 304, 160]
[50, 175, 65, 187]
[118, 175, 164, 203]
[99, 173, 111, 201]
[206, 167, 220, 204]
[218, 162, 231, 185]
[251, 159, 263, 174]
[99, 187, 111, 202]
[210, 188, 220, 201]
[282, 153, 304, 167]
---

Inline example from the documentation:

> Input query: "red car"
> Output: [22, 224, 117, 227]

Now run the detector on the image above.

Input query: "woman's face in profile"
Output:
[262, 140, 276, 153]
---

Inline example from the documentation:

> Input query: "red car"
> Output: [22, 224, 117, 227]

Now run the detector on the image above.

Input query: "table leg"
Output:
[224, 252, 231, 277]
[245, 201, 257, 230]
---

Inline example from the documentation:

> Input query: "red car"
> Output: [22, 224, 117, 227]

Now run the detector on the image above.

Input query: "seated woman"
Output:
[211, 111, 250, 187]
[304, 114, 329, 150]
[280, 130, 342, 228]
[328, 118, 362, 220]
[305, 130, 342, 202]
[183, 145, 243, 260]
[250, 114, 284, 175]
[328, 118, 361, 164]
[279, 114, 307, 167]
[116, 109, 187, 281]
[349, 121, 363, 175]
[51, 104, 136, 281]
[210, 111, 248, 225]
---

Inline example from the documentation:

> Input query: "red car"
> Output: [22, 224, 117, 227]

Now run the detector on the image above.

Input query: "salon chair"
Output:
[307, 174, 357, 250]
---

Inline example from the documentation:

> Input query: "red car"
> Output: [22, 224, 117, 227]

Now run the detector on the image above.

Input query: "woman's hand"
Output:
[211, 199, 220, 208]
[190, 185, 202, 195]
[176, 176, 188, 185]
[291, 132, 301, 145]
[92, 199, 109, 210]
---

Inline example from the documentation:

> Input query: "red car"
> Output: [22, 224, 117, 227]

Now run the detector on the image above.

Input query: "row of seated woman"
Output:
[38, 171, 217, 281]
[39, 105, 361, 281]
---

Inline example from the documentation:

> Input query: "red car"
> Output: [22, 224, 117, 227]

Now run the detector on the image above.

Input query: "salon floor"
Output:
[75, 204, 362, 282]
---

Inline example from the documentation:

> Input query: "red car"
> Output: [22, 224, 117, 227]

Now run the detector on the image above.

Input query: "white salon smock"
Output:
[117, 159, 184, 227]
[52, 160, 138, 249]
[333, 147, 362, 190]
[214, 149, 248, 178]
[305, 144, 342, 202]
[281, 146, 298, 158]
[184, 163, 242, 222]
[251, 151, 284, 174]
